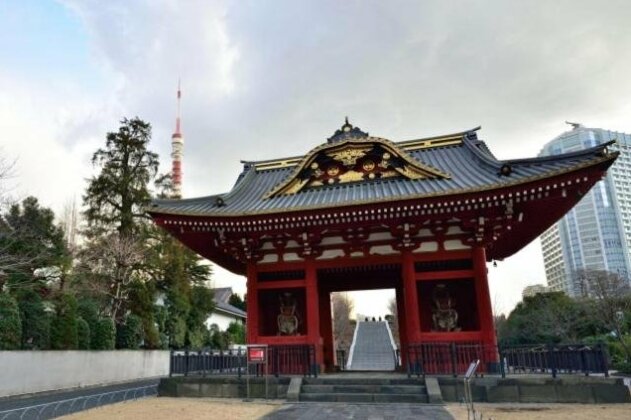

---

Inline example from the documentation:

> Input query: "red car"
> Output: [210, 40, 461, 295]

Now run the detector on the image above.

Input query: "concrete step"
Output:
[301, 384, 427, 394]
[303, 377, 425, 386]
[299, 392, 429, 403]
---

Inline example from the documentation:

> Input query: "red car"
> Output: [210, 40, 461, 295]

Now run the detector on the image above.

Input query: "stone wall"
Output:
[439, 376, 631, 404]
[159, 376, 290, 399]
[0, 351, 169, 397]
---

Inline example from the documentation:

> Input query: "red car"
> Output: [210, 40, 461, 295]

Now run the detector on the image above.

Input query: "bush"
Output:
[166, 316, 187, 349]
[116, 314, 143, 349]
[77, 298, 100, 349]
[16, 289, 50, 349]
[50, 293, 78, 350]
[186, 326, 208, 349]
[226, 322, 245, 344]
[92, 317, 115, 350]
[612, 360, 631, 374]
[0, 293, 22, 350]
[607, 334, 631, 368]
[77, 317, 91, 350]
[142, 316, 161, 349]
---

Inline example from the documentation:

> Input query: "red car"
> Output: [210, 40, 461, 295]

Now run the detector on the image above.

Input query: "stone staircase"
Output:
[347, 321, 397, 371]
[299, 376, 429, 403]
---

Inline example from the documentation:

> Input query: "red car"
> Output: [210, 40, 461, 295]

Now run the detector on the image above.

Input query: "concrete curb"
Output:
[425, 377, 444, 404]
[286, 377, 303, 402]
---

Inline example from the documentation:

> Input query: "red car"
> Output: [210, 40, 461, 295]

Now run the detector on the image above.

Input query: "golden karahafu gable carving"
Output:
[265, 124, 451, 198]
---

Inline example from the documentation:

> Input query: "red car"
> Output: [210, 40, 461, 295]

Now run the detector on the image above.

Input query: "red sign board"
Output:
[247, 345, 267, 364]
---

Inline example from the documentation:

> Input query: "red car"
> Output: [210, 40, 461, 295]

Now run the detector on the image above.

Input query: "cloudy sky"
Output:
[2, 0, 630, 317]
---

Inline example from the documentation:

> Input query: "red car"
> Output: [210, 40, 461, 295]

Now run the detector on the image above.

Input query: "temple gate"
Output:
[149, 120, 617, 373]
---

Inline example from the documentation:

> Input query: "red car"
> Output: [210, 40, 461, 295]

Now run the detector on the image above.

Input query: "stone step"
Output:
[303, 377, 425, 386]
[301, 384, 427, 394]
[299, 392, 429, 403]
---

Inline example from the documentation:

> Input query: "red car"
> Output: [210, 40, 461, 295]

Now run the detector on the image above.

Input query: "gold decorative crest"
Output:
[265, 134, 451, 198]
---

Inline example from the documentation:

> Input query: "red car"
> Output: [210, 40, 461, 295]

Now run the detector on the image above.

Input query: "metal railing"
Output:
[269, 344, 318, 377]
[170, 344, 318, 378]
[407, 342, 499, 378]
[500, 343, 609, 378]
[170, 348, 246, 377]
[406, 342, 609, 378]
[0, 384, 157, 420]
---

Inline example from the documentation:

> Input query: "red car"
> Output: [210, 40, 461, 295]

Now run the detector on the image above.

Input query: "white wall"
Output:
[0, 351, 169, 397]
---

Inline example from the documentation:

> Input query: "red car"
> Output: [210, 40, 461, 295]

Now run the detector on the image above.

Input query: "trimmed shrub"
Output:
[77, 298, 100, 349]
[141, 316, 161, 349]
[92, 317, 115, 350]
[50, 293, 78, 350]
[16, 289, 50, 349]
[0, 293, 22, 350]
[116, 314, 143, 349]
[77, 317, 91, 350]
[226, 321, 245, 344]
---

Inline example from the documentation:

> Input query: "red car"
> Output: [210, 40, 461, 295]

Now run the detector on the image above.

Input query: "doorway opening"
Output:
[318, 265, 402, 372]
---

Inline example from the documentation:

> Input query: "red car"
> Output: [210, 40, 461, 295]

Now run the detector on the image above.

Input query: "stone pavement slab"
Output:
[260, 402, 454, 420]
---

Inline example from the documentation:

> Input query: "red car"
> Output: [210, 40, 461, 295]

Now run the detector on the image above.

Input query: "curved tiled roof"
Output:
[149, 127, 616, 217]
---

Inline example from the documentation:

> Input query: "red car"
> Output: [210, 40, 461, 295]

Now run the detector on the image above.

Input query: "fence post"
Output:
[450, 342, 458, 377]
[580, 347, 587, 376]
[169, 349, 174, 377]
[599, 343, 609, 377]
[547, 344, 557, 378]
[184, 348, 189, 377]
[498, 344, 506, 378]
[238, 348, 243, 379]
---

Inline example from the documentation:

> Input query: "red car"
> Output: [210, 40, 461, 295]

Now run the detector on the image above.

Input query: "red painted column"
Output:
[473, 247, 497, 349]
[402, 251, 421, 344]
[395, 285, 408, 367]
[305, 258, 322, 367]
[319, 289, 335, 371]
[246, 262, 259, 344]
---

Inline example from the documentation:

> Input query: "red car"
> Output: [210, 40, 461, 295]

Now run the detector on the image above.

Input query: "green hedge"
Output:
[50, 294, 79, 350]
[77, 317, 91, 350]
[92, 317, 115, 350]
[0, 293, 22, 350]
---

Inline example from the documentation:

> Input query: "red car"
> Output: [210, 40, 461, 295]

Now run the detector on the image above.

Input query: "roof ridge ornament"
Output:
[327, 117, 369, 143]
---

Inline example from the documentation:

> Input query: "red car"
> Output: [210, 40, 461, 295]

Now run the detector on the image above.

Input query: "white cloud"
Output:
[5, 0, 631, 315]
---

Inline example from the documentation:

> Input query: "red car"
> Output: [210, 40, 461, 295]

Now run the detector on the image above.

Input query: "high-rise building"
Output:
[522, 284, 549, 299]
[539, 123, 631, 296]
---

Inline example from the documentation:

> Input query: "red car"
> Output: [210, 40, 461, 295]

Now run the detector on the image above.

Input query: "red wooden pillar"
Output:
[319, 289, 335, 371]
[395, 284, 408, 367]
[246, 262, 258, 344]
[402, 251, 421, 344]
[473, 247, 497, 349]
[305, 259, 322, 367]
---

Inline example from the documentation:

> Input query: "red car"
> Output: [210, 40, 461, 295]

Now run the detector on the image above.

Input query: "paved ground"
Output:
[261, 402, 454, 420]
[0, 379, 159, 419]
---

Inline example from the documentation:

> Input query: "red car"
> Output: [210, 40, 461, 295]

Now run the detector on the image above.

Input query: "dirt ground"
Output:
[446, 402, 631, 420]
[60, 397, 281, 420]
[59, 398, 631, 420]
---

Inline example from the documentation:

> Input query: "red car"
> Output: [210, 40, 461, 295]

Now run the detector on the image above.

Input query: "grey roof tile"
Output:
[149, 131, 614, 217]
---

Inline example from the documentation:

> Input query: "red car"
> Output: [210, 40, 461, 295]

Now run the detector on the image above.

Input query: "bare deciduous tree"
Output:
[577, 269, 631, 362]
[75, 234, 146, 321]
[387, 297, 400, 348]
[331, 292, 354, 352]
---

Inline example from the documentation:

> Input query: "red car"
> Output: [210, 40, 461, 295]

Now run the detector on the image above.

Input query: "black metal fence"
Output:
[170, 344, 318, 378]
[501, 343, 609, 378]
[170, 348, 246, 377]
[406, 342, 609, 378]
